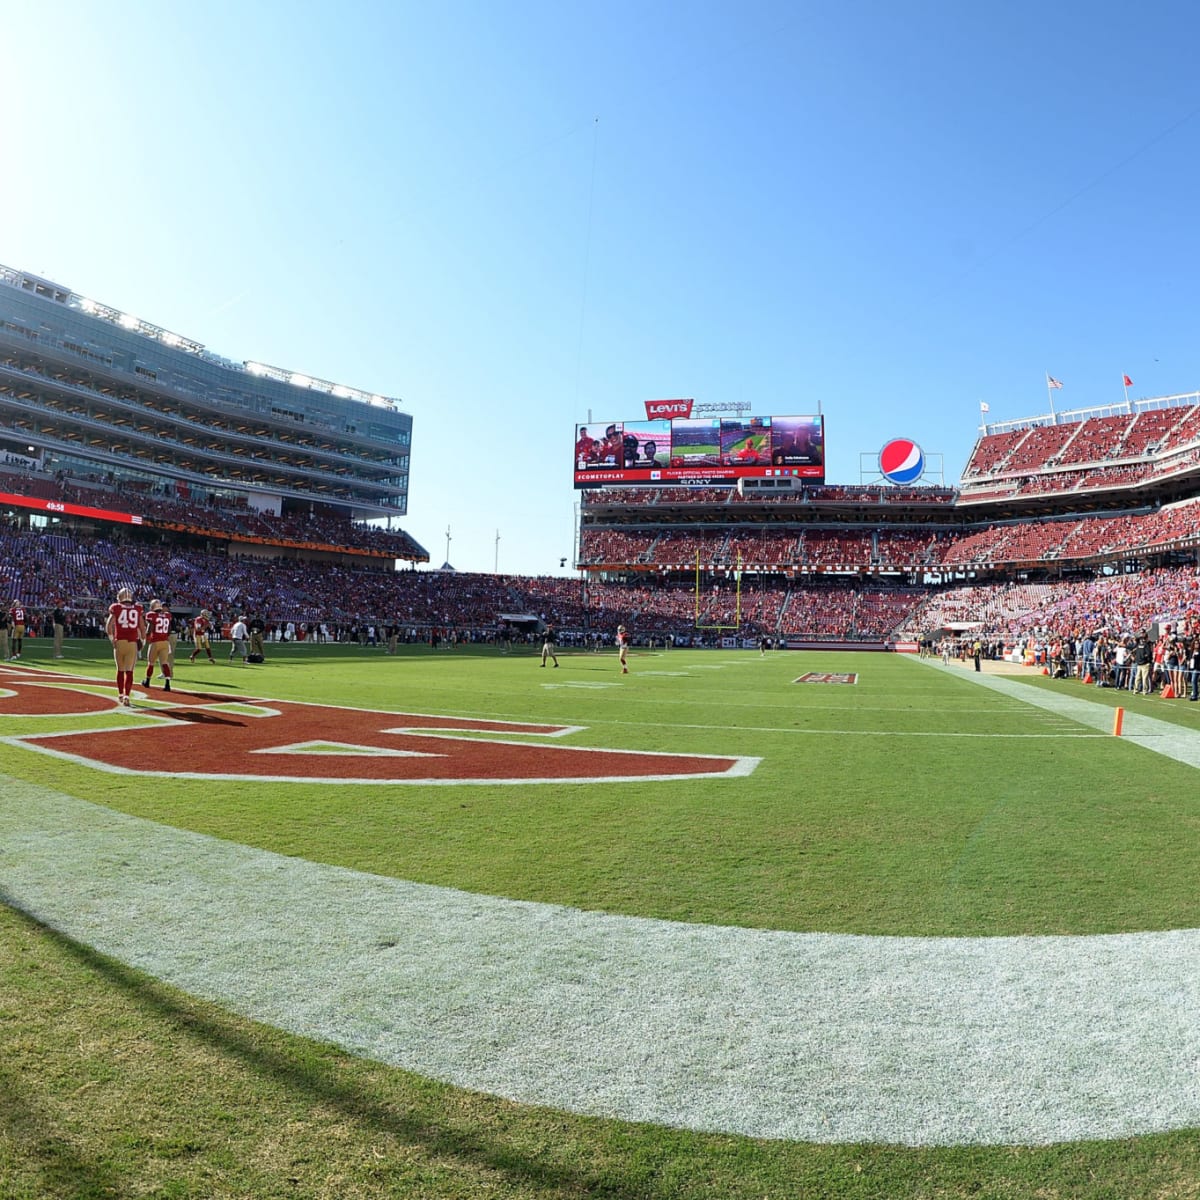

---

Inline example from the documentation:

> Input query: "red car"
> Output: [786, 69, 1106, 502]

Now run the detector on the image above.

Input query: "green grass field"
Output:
[3, 640, 1200, 1198]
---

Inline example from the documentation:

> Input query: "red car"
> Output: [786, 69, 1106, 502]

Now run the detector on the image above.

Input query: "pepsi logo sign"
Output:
[879, 438, 925, 485]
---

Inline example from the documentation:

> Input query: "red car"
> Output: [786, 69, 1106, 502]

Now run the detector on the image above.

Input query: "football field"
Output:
[3, 642, 1200, 1198]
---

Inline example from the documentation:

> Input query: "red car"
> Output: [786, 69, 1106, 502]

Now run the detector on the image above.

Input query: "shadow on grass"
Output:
[169, 678, 241, 690]
[0, 901, 652, 1199]
[157, 710, 245, 727]
[0, 1058, 127, 1200]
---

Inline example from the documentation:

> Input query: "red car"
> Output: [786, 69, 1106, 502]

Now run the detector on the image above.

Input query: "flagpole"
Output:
[1045, 373, 1057, 421]
[1122, 374, 1131, 410]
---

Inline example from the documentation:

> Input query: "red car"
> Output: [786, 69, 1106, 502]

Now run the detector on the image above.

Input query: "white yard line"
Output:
[2, 776, 1199, 1148]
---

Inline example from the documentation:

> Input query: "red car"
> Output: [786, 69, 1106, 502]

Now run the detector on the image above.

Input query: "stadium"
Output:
[5, 264, 1200, 1198]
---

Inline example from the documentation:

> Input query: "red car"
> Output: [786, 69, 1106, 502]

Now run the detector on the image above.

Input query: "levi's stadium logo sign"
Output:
[644, 398, 694, 419]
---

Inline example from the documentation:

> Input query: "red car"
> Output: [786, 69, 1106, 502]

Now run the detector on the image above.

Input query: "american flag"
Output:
[1047, 376, 1063, 389]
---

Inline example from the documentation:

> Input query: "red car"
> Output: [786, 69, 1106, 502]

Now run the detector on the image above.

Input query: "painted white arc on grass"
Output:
[2, 777, 1199, 1148]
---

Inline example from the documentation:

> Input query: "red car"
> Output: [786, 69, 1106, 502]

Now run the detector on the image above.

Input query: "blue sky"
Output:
[6, 1, 1200, 575]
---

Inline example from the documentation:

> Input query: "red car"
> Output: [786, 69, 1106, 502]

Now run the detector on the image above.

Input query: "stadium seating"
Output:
[963, 428, 1028, 477]
[6, 515, 1200, 647]
[0, 462, 423, 559]
[1122, 406, 1191, 457]
[14, 394, 1200, 648]
[901, 566, 1200, 643]
[1051, 414, 1132, 466]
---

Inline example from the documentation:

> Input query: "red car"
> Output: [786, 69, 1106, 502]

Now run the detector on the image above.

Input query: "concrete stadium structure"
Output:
[0, 262, 424, 560]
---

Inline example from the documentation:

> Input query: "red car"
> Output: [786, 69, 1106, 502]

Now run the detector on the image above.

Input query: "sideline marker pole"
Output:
[1113, 707, 1124, 737]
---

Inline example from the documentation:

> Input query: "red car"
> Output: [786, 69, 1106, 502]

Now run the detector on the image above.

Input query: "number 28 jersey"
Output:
[146, 608, 173, 643]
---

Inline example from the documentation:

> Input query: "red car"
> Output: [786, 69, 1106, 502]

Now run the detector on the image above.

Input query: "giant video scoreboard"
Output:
[573, 406, 824, 488]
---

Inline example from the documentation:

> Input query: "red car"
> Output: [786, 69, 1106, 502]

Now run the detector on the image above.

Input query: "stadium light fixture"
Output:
[291, 373, 312, 388]
[246, 362, 267, 376]
[119, 313, 139, 329]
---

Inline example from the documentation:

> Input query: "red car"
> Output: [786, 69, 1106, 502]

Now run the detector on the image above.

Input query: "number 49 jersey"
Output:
[108, 601, 144, 642]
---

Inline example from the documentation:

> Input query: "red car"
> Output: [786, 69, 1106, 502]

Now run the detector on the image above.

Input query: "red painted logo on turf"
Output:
[794, 673, 858, 684]
[0, 666, 757, 785]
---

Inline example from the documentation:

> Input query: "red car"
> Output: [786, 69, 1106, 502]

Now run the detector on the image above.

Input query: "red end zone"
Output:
[0, 667, 759, 785]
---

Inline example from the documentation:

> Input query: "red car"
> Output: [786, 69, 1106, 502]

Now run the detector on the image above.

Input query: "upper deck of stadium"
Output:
[575, 392, 1200, 577]
[959, 393, 1200, 510]
[0, 263, 413, 521]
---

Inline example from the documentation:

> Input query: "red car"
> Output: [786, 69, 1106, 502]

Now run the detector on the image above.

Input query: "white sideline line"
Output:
[438, 704, 1039, 725]
[596, 718, 1098, 738]
[591, 724, 1098, 738]
[915, 659, 1200, 769]
[3, 777, 1200, 1148]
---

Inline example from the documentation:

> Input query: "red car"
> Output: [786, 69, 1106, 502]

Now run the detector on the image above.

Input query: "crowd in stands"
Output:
[900, 582, 1056, 634]
[723, 531, 800, 567]
[903, 569, 1200, 702]
[964, 428, 1027, 476]
[874, 529, 941, 567]
[959, 463, 1160, 502]
[996, 423, 1077, 476]
[776, 588, 853, 637]
[1157, 444, 1200, 480]
[1069, 463, 1154, 490]
[800, 529, 874, 568]
[1016, 569, 1200, 642]
[990, 520, 1074, 563]
[7, 501, 1199, 649]
[900, 567, 1200, 643]
[578, 528, 659, 565]
[1018, 469, 1091, 495]
[583, 500, 1200, 573]
[962, 403, 1200, 499]
[582, 487, 671, 506]
[953, 502, 1200, 566]
[0, 524, 969, 644]
[1157, 405, 1200, 454]
[583, 527, 962, 571]
[583, 483, 956, 507]
[646, 531, 730, 567]
[656, 487, 735, 505]
[0, 464, 424, 559]
[1059, 414, 1141, 465]
[774, 586, 925, 638]
[5, 519, 1200, 650]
